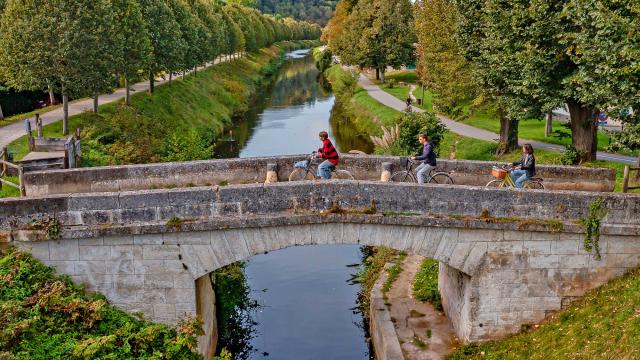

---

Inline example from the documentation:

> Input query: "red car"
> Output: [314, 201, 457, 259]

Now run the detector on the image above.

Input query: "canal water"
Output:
[214, 49, 373, 359]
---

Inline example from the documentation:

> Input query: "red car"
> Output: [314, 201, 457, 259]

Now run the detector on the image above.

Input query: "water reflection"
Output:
[213, 51, 373, 158]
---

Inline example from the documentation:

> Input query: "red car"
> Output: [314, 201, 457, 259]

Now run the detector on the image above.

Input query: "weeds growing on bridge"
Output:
[24, 217, 62, 240]
[579, 197, 608, 261]
[166, 217, 195, 231]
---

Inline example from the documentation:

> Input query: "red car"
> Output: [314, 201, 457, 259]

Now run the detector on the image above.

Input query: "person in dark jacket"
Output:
[510, 143, 536, 188]
[411, 133, 437, 184]
[317, 131, 339, 179]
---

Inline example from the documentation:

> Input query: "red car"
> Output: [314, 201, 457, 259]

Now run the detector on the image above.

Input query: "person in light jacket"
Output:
[510, 143, 536, 189]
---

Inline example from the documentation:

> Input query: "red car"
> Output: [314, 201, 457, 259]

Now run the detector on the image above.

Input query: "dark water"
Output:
[214, 50, 372, 360]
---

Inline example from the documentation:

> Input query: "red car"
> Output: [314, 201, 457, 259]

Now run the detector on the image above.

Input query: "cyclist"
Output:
[410, 133, 436, 184]
[317, 131, 340, 179]
[509, 143, 536, 189]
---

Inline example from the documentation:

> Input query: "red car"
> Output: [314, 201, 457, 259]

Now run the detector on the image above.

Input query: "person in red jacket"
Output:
[317, 131, 339, 179]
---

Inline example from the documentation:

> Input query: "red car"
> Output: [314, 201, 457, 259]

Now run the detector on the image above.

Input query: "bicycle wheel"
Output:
[486, 179, 506, 188]
[524, 181, 545, 190]
[390, 171, 416, 183]
[429, 172, 454, 185]
[333, 170, 355, 180]
[289, 168, 315, 181]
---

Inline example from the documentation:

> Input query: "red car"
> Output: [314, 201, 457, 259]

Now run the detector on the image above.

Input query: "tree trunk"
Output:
[636, 155, 640, 182]
[125, 77, 130, 105]
[0, 103, 4, 121]
[496, 106, 520, 156]
[93, 92, 99, 113]
[567, 100, 598, 162]
[169, 73, 172, 86]
[182, 71, 185, 80]
[62, 92, 69, 136]
[380, 68, 385, 82]
[148, 70, 155, 95]
[545, 111, 553, 137]
[375, 68, 380, 80]
[48, 85, 56, 105]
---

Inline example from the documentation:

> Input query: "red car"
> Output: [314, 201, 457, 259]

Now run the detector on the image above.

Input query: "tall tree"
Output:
[112, 0, 152, 105]
[140, 0, 186, 94]
[0, 0, 115, 135]
[331, 0, 415, 81]
[414, 0, 476, 114]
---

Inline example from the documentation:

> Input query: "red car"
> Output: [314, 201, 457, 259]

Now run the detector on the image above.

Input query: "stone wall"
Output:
[370, 265, 404, 360]
[22, 155, 616, 196]
[439, 263, 473, 341]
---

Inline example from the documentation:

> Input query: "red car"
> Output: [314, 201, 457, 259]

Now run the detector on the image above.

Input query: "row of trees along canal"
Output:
[0, 0, 321, 134]
[324, 0, 640, 164]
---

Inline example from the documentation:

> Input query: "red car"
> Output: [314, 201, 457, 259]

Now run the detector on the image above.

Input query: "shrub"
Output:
[386, 79, 397, 89]
[561, 145, 584, 165]
[393, 111, 447, 156]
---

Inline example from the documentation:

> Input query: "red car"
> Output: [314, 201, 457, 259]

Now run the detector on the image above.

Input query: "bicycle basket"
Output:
[294, 160, 310, 169]
[400, 157, 409, 168]
[491, 166, 507, 179]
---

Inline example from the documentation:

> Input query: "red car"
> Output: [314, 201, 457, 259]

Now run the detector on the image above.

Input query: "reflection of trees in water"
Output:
[213, 53, 331, 159]
[214, 262, 260, 360]
[329, 99, 375, 154]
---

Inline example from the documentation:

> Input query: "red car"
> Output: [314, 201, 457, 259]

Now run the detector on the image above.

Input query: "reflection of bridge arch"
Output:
[4, 178, 640, 358]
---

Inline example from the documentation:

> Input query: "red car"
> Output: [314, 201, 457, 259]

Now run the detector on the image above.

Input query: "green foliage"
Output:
[394, 111, 447, 156]
[579, 198, 608, 260]
[213, 263, 259, 359]
[382, 263, 403, 294]
[355, 247, 404, 320]
[413, 258, 442, 310]
[162, 128, 214, 162]
[328, 0, 416, 78]
[0, 248, 203, 359]
[414, 0, 476, 113]
[257, 0, 338, 26]
[25, 217, 62, 240]
[560, 145, 584, 166]
[313, 48, 334, 73]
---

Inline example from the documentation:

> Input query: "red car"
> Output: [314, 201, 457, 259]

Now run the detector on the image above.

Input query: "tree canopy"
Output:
[0, 0, 320, 132]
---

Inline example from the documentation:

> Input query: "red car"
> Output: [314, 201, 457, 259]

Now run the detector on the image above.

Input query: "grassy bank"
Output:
[6, 40, 320, 166]
[413, 258, 441, 310]
[0, 248, 205, 360]
[356, 247, 405, 319]
[449, 266, 640, 360]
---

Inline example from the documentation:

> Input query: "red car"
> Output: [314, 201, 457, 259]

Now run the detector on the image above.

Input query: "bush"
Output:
[0, 248, 203, 359]
[385, 79, 397, 89]
[162, 128, 214, 162]
[314, 48, 333, 73]
[561, 145, 583, 165]
[392, 111, 447, 156]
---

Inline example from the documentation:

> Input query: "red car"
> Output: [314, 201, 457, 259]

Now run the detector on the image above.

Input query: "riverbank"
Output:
[4, 40, 320, 167]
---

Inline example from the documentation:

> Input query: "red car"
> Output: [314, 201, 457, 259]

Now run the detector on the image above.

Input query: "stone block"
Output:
[105, 235, 134, 245]
[522, 241, 551, 256]
[44, 260, 76, 275]
[503, 230, 532, 242]
[462, 243, 488, 275]
[166, 231, 211, 246]
[210, 231, 235, 268]
[50, 239, 79, 260]
[458, 228, 502, 242]
[119, 191, 170, 209]
[153, 303, 177, 319]
[114, 274, 144, 289]
[144, 274, 174, 289]
[18, 241, 50, 261]
[121, 207, 158, 223]
[167, 288, 196, 304]
[174, 273, 196, 289]
[142, 245, 180, 260]
[487, 241, 523, 254]
[551, 239, 580, 255]
[557, 255, 590, 268]
[79, 245, 111, 260]
[528, 254, 560, 269]
[449, 242, 474, 270]
[72, 274, 114, 289]
[104, 260, 135, 275]
[605, 235, 640, 254]
[521, 310, 547, 323]
[133, 260, 165, 274]
[242, 227, 268, 255]
[79, 237, 104, 246]
[74, 261, 106, 275]
[222, 229, 250, 262]
[176, 302, 197, 315]
[68, 193, 119, 210]
[110, 245, 143, 260]
[134, 234, 164, 245]
[497, 311, 520, 325]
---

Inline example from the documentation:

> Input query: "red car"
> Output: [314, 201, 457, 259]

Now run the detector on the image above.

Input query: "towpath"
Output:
[357, 74, 636, 165]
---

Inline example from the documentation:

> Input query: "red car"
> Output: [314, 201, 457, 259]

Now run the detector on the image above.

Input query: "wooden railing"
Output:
[0, 147, 25, 196]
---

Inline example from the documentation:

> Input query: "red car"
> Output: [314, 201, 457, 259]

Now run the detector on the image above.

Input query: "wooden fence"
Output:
[0, 147, 25, 196]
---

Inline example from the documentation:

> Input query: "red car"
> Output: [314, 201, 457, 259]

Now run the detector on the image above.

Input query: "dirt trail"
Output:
[387, 255, 459, 359]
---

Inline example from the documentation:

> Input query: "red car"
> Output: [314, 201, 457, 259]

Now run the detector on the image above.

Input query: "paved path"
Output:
[358, 75, 637, 165]
[0, 56, 237, 149]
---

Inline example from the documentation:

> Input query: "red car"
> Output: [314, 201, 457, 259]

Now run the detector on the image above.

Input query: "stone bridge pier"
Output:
[2, 180, 640, 357]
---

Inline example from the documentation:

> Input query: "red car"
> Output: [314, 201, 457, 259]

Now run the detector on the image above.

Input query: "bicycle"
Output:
[288, 152, 355, 181]
[390, 158, 454, 184]
[485, 165, 545, 189]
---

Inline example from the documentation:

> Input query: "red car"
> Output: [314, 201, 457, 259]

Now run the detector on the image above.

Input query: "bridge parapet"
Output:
[21, 155, 616, 196]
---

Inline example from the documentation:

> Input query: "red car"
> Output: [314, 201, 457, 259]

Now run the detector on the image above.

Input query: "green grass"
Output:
[449, 266, 640, 360]
[0, 176, 20, 198]
[413, 258, 442, 310]
[0, 248, 204, 359]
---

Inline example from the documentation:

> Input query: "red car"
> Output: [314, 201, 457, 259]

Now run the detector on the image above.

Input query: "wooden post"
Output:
[25, 120, 34, 151]
[36, 113, 43, 137]
[1, 146, 7, 176]
[76, 127, 81, 139]
[545, 112, 553, 137]
[18, 165, 25, 196]
[623, 166, 630, 193]
[636, 156, 640, 182]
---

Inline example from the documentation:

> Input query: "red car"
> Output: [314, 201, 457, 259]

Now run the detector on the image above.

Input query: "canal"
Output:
[213, 49, 374, 360]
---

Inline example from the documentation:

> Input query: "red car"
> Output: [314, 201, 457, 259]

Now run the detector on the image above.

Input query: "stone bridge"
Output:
[1, 156, 637, 358]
